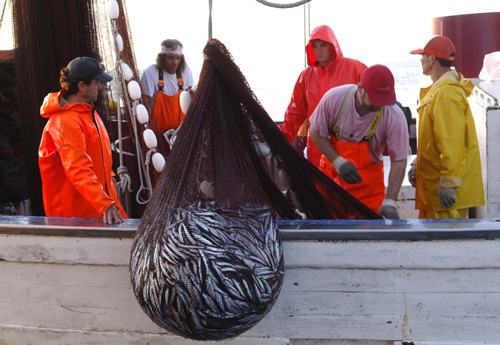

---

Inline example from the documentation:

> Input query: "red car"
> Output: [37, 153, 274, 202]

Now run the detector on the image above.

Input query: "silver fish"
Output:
[130, 202, 284, 340]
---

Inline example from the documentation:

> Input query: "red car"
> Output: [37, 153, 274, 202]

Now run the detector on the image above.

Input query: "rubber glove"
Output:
[379, 198, 400, 219]
[439, 187, 457, 208]
[332, 156, 362, 184]
[408, 164, 416, 187]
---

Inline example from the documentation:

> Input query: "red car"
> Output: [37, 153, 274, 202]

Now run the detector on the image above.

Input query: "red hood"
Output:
[305, 25, 344, 67]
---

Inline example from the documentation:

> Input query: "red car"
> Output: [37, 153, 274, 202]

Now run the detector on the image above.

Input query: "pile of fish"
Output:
[130, 201, 284, 340]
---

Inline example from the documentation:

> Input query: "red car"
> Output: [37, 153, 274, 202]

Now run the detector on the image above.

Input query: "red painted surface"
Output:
[432, 12, 500, 78]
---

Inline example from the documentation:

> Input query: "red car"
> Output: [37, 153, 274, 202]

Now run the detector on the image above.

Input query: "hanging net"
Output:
[0, 51, 29, 215]
[131, 38, 380, 341]
[9, 0, 157, 218]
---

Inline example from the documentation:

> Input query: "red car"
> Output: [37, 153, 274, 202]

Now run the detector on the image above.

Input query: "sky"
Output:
[123, 0, 499, 119]
[1, 0, 498, 119]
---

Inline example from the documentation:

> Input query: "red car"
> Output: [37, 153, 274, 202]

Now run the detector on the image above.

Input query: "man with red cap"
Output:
[310, 65, 409, 219]
[279, 25, 367, 168]
[408, 35, 484, 219]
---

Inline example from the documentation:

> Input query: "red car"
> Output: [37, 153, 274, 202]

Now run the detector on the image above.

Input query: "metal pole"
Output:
[208, 0, 213, 39]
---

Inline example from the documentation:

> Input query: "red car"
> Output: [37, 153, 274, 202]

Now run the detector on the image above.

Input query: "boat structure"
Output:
[1, 0, 500, 344]
[1, 216, 500, 345]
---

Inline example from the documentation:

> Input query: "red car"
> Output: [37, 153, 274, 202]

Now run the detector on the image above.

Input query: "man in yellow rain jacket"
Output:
[408, 35, 485, 219]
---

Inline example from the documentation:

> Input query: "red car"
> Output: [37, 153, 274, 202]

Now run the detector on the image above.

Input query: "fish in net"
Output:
[131, 201, 282, 340]
[130, 38, 381, 341]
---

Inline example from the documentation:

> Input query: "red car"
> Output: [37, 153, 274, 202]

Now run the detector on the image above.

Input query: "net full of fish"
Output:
[128, 37, 379, 341]
[130, 201, 284, 340]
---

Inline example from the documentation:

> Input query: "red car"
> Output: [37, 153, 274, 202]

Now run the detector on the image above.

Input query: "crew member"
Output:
[280, 25, 367, 167]
[310, 65, 409, 219]
[39, 57, 128, 224]
[141, 39, 195, 131]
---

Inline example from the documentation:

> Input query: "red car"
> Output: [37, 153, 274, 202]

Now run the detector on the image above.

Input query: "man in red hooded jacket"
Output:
[38, 57, 127, 224]
[279, 25, 367, 167]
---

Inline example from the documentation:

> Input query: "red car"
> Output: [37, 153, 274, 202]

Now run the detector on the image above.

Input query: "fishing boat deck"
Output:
[1, 216, 500, 345]
[2, 215, 500, 240]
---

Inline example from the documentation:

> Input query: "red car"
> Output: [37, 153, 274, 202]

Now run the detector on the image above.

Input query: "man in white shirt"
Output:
[141, 39, 195, 131]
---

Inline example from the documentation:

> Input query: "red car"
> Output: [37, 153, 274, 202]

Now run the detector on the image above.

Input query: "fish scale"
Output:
[130, 202, 284, 340]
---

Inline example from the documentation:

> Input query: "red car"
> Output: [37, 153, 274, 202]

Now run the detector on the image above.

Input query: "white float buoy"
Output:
[143, 129, 157, 149]
[135, 104, 149, 124]
[127, 80, 142, 100]
[121, 62, 133, 81]
[191, 83, 198, 92]
[152, 152, 165, 172]
[115, 33, 123, 53]
[106, 0, 119, 19]
[179, 90, 192, 114]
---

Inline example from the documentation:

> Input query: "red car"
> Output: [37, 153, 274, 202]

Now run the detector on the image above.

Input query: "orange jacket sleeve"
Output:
[279, 71, 309, 143]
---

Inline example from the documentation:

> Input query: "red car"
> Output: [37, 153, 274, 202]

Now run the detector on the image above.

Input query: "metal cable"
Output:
[208, 0, 213, 39]
[255, 0, 312, 9]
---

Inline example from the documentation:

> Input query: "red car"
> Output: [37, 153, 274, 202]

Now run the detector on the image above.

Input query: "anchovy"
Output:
[130, 202, 284, 340]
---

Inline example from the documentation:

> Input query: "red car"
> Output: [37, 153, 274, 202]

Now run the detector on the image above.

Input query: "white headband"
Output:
[160, 46, 183, 55]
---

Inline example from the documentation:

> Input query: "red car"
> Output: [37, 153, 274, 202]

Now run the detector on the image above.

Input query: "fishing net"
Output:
[136, 39, 380, 221]
[0, 53, 29, 215]
[131, 38, 380, 341]
[10, 0, 154, 217]
[10, 0, 103, 215]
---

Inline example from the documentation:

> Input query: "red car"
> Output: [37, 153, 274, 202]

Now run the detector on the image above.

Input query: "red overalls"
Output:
[153, 69, 185, 131]
[319, 87, 385, 213]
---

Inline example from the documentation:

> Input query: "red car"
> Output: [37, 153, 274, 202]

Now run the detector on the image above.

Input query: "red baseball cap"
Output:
[361, 64, 396, 107]
[410, 35, 456, 60]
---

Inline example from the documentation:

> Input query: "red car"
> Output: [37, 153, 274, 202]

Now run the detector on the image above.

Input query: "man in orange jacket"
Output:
[279, 25, 367, 167]
[38, 57, 127, 224]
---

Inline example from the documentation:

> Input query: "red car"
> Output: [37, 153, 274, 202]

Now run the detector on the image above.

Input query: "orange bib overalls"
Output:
[153, 69, 185, 131]
[319, 86, 385, 213]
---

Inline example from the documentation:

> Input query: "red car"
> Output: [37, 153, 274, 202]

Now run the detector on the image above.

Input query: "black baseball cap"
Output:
[66, 57, 113, 82]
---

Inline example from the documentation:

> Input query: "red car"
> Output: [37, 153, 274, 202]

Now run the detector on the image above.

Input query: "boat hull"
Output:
[1, 216, 500, 344]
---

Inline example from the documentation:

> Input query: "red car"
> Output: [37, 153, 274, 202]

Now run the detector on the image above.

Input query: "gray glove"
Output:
[439, 187, 457, 208]
[379, 198, 400, 219]
[332, 156, 362, 184]
[408, 164, 416, 187]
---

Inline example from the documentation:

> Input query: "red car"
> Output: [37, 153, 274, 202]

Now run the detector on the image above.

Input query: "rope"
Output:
[303, 1, 311, 68]
[163, 128, 177, 150]
[116, 165, 133, 213]
[136, 148, 155, 205]
[0, 0, 7, 33]
[306, 1, 310, 36]
[109, 17, 136, 215]
[108, 19, 132, 215]
[129, 100, 153, 204]
[255, 0, 312, 8]
[110, 22, 152, 209]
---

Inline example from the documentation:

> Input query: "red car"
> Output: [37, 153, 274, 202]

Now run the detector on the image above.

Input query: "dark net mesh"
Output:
[131, 39, 380, 341]
[10, 0, 152, 217]
[11, 0, 101, 215]
[0, 55, 29, 214]
[140, 39, 380, 220]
